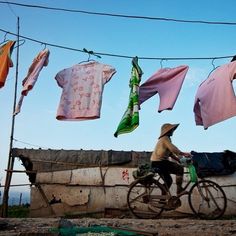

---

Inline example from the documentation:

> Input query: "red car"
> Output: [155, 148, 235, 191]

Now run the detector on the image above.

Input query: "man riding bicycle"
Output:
[150, 123, 191, 195]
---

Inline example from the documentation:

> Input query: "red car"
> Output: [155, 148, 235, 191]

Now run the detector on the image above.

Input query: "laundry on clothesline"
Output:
[55, 61, 116, 120]
[14, 48, 50, 115]
[194, 60, 236, 129]
[139, 65, 189, 112]
[114, 57, 143, 137]
[1, 37, 235, 132]
[114, 63, 189, 137]
[0, 40, 16, 89]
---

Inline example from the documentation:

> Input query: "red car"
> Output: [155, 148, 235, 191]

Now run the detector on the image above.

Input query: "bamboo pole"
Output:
[5, 170, 37, 174]
[0, 184, 31, 188]
[1, 17, 20, 217]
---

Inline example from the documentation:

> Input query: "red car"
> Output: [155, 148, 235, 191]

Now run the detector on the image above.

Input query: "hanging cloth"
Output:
[114, 57, 143, 137]
[14, 48, 50, 115]
[139, 65, 189, 112]
[194, 60, 236, 129]
[55, 61, 116, 120]
[0, 40, 16, 89]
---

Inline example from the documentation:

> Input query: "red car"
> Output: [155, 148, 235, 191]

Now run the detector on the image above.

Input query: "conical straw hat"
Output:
[159, 123, 179, 139]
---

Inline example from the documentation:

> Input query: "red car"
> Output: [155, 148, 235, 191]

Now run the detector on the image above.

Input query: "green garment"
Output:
[114, 57, 143, 137]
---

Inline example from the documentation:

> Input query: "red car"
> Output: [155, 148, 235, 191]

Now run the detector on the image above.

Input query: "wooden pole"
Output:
[1, 17, 20, 217]
[19, 193, 22, 206]
[5, 170, 37, 174]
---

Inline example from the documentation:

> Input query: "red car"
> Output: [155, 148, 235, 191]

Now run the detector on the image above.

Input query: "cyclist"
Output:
[150, 123, 191, 195]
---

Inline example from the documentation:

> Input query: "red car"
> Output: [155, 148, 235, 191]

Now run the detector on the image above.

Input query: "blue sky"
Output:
[0, 0, 236, 196]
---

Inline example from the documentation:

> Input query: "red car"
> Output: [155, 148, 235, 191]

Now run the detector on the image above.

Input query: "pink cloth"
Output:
[194, 61, 236, 129]
[139, 65, 189, 112]
[55, 61, 116, 120]
[14, 49, 50, 115]
[21, 49, 50, 96]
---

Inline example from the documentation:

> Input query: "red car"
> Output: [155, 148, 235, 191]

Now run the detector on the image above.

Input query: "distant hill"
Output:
[0, 190, 30, 206]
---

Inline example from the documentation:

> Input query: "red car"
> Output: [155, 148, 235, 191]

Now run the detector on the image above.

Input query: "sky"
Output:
[0, 0, 236, 199]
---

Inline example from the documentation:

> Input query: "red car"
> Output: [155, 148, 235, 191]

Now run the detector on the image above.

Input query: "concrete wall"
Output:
[30, 167, 134, 217]
[30, 167, 236, 217]
[177, 172, 236, 216]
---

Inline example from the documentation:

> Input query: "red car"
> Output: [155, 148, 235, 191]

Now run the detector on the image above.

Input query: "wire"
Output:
[13, 138, 49, 149]
[1, 1, 236, 26]
[5, 0, 18, 18]
[0, 28, 234, 61]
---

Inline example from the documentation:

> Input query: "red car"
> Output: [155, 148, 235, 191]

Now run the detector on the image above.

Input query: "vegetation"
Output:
[0, 204, 30, 218]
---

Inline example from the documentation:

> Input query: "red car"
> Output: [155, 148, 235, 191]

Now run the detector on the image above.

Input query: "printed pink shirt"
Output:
[139, 65, 189, 112]
[194, 61, 236, 129]
[55, 61, 116, 120]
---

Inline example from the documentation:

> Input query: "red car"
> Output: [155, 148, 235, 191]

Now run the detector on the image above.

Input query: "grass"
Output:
[0, 204, 30, 218]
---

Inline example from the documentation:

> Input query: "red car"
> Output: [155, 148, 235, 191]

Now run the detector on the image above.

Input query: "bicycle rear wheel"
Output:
[188, 179, 227, 219]
[127, 178, 167, 219]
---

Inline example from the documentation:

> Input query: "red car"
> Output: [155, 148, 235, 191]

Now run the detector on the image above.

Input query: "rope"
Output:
[0, 28, 234, 61]
[1, 1, 236, 26]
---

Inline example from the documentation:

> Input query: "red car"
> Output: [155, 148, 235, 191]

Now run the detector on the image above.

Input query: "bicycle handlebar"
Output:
[179, 156, 193, 167]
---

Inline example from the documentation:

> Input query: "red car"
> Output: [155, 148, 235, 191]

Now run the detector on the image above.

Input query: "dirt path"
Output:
[0, 216, 236, 236]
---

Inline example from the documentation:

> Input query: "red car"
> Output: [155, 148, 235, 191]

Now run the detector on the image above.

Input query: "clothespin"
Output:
[83, 48, 101, 60]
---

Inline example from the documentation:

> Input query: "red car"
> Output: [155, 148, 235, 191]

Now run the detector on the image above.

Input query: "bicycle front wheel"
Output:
[127, 178, 166, 219]
[188, 179, 227, 219]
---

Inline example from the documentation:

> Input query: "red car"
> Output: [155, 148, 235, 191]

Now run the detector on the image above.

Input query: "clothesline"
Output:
[1, 29, 236, 158]
[1, 1, 236, 26]
[8, 41, 234, 132]
[0, 28, 234, 61]
[13, 138, 49, 149]
[1, 36, 236, 132]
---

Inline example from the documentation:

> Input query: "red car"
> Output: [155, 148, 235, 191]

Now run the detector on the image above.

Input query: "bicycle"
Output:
[127, 161, 227, 220]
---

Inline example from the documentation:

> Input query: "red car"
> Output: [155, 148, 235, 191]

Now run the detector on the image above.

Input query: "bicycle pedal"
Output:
[142, 196, 150, 203]
[163, 205, 176, 211]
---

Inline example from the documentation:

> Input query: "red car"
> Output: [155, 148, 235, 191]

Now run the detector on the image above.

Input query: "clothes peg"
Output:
[83, 48, 101, 60]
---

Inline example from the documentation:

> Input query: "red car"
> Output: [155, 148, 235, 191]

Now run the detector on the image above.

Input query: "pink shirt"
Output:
[139, 65, 189, 112]
[14, 49, 50, 115]
[55, 61, 116, 120]
[21, 49, 50, 96]
[194, 61, 236, 129]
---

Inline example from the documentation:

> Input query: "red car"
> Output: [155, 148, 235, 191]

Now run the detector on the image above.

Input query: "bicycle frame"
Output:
[154, 169, 194, 198]
[127, 166, 227, 219]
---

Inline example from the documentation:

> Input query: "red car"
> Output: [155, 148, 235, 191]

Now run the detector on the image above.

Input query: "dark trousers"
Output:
[151, 160, 184, 190]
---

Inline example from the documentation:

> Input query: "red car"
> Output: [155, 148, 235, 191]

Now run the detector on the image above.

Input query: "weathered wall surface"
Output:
[30, 167, 236, 217]
[178, 172, 236, 216]
[30, 167, 135, 217]
[12, 148, 236, 217]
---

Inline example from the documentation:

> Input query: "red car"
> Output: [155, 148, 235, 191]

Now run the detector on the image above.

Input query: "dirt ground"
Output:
[0, 212, 236, 236]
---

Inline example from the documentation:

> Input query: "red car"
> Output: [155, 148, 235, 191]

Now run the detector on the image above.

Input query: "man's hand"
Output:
[181, 152, 192, 157]
[180, 156, 192, 166]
